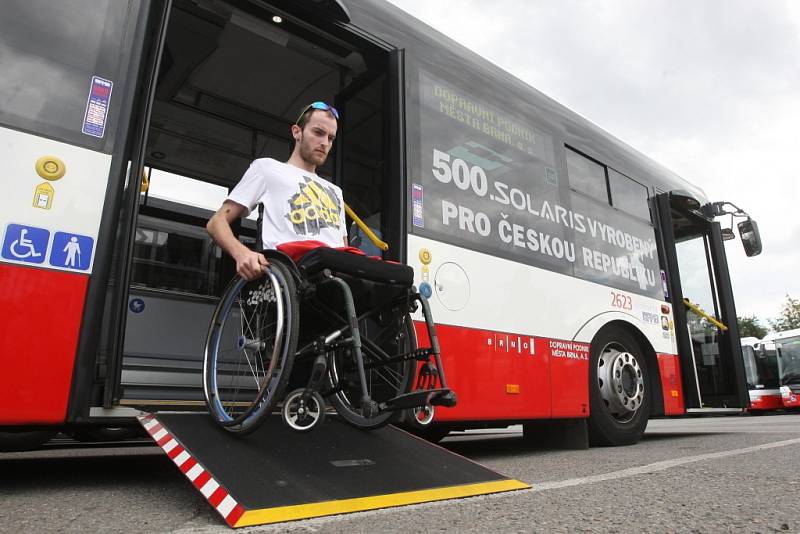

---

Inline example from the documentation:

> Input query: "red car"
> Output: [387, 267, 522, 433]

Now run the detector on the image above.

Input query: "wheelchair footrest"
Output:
[380, 388, 455, 412]
[430, 389, 457, 408]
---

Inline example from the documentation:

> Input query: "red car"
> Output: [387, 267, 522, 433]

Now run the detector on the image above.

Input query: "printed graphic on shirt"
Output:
[286, 176, 343, 236]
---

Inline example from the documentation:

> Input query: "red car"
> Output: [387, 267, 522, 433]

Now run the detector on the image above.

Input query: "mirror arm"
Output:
[704, 200, 748, 218]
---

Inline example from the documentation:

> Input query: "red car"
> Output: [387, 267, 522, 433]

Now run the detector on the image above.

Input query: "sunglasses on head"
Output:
[295, 101, 339, 125]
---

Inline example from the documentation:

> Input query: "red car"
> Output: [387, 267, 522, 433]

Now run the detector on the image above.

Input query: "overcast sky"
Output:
[387, 0, 799, 326]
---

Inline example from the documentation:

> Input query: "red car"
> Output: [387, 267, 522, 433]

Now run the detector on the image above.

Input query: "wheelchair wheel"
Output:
[328, 312, 415, 429]
[282, 389, 326, 432]
[203, 262, 298, 435]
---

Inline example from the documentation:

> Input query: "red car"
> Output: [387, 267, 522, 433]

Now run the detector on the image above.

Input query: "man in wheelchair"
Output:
[205, 101, 455, 434]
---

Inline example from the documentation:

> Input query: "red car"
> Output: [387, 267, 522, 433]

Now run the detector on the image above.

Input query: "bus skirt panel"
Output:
[0, 263, 87, 424]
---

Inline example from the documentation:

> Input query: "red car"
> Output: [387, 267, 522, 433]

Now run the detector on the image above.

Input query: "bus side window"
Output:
[0, 1, 140, 152]
[608, 168, 651, 221]
[566, 147, 608, 203]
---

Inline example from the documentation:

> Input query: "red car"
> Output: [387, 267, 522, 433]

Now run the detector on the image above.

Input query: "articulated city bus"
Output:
[0, 0, 762, 451]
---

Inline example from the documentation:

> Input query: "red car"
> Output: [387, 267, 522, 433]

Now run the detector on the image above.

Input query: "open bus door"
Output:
[89, 0, 403, 410]
[655, 192, 749, 410]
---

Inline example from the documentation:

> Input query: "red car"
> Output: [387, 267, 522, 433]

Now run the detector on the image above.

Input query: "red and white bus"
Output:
[0, 0, 762, 450]
[741, 337, 782, 411]
[763, 329, 800, 409]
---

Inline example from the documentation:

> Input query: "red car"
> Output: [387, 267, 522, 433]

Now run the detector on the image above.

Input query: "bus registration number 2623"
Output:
[611, 292, 633, 310]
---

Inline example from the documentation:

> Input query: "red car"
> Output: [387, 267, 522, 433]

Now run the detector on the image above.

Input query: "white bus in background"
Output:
[740, 337, 782, 411]
[763, 329, 800, 409]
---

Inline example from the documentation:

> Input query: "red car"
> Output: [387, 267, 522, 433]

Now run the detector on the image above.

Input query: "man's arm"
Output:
[207, 200, 268, 280]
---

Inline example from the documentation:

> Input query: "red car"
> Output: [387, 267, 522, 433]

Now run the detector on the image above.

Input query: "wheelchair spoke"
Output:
[371, 366, 403, 389]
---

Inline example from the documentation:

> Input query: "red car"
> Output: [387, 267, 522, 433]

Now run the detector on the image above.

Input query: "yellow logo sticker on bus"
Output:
[419, 248, 432, 265]
[33, 182, 55, 210]
[35, 155, 66, 181]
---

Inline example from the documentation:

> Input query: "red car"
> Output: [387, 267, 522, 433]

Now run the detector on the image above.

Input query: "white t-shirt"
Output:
[227, 158, 347, 250]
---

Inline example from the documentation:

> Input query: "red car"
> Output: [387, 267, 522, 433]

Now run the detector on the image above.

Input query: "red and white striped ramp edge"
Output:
[138, 414, 245, 526]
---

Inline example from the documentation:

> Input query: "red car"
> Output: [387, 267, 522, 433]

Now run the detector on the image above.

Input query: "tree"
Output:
[768, 295, 800, 332]
[737, 315, 767, 339]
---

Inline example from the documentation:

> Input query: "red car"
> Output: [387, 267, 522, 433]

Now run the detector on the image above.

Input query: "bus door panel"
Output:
[336, 49, 405, 261]
[655, 192, 748, 409]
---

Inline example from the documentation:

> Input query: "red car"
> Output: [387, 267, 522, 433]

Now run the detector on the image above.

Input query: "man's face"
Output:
[294, 110, 338, 167]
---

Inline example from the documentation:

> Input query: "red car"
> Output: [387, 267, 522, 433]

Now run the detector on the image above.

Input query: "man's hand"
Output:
[233, 249, 270, 281]
[207, 200, 270, 281]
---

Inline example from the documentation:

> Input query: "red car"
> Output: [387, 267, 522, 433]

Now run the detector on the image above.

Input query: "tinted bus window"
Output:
[408, 67, 663, 299]
[0, 0, 140, 152]
[566, 148, 608, 203]
[609, 168, 650, 221]
[411, 70, 567, 275]
[570, 192, 661, 299]
[132, 216, 221, 297]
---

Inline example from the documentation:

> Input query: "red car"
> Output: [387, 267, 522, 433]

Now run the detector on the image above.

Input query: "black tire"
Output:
[588, 325, 651, 446]
[0, 430, 56, 452]
[203, 262, 299, 435]
[328, 312, 415, 429]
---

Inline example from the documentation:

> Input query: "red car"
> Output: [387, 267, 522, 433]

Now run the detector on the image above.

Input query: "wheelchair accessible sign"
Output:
[2, 223, 94, 272]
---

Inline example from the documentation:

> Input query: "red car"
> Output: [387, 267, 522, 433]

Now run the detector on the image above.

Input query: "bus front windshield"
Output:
[778, 336, 800, 385]
[744, 346, 780, 389]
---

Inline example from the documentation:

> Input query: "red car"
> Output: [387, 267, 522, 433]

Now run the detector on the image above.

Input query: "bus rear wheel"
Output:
[588, 326, 650, 446]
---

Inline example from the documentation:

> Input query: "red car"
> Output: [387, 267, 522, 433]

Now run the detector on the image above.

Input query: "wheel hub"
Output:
[237, 335, 264, 351]
[597, 346, 644, 422]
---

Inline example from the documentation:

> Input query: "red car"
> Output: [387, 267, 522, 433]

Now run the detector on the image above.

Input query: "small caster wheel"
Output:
[412, 403, 435, 426]
[282, 389, 325, 432]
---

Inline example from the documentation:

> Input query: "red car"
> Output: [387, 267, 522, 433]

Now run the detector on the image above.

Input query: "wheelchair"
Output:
[202, 246, 456, 435]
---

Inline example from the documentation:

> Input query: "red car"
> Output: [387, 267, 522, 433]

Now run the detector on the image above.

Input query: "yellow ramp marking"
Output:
[234, 478, 529, 527]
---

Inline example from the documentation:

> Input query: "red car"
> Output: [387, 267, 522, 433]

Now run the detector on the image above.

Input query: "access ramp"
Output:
[138, 413, 528, 528]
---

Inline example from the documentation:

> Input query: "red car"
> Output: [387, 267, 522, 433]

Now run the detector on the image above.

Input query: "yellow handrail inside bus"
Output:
[683, 298, 728, 331]
[140, 168, 150, 193]
[345, 203, 389, 252]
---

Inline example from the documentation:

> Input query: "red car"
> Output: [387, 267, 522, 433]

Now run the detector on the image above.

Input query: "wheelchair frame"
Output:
[203, 249, 456, 434]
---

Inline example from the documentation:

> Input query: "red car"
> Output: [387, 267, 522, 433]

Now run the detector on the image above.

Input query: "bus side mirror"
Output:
[738, 218, 762, 256]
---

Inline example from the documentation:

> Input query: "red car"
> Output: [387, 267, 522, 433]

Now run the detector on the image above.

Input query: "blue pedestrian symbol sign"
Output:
[50, 232, 94, 271]
[1, 224, 50, 265]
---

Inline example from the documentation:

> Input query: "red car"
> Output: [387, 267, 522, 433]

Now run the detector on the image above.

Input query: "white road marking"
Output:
[532, 437, 800, 492]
